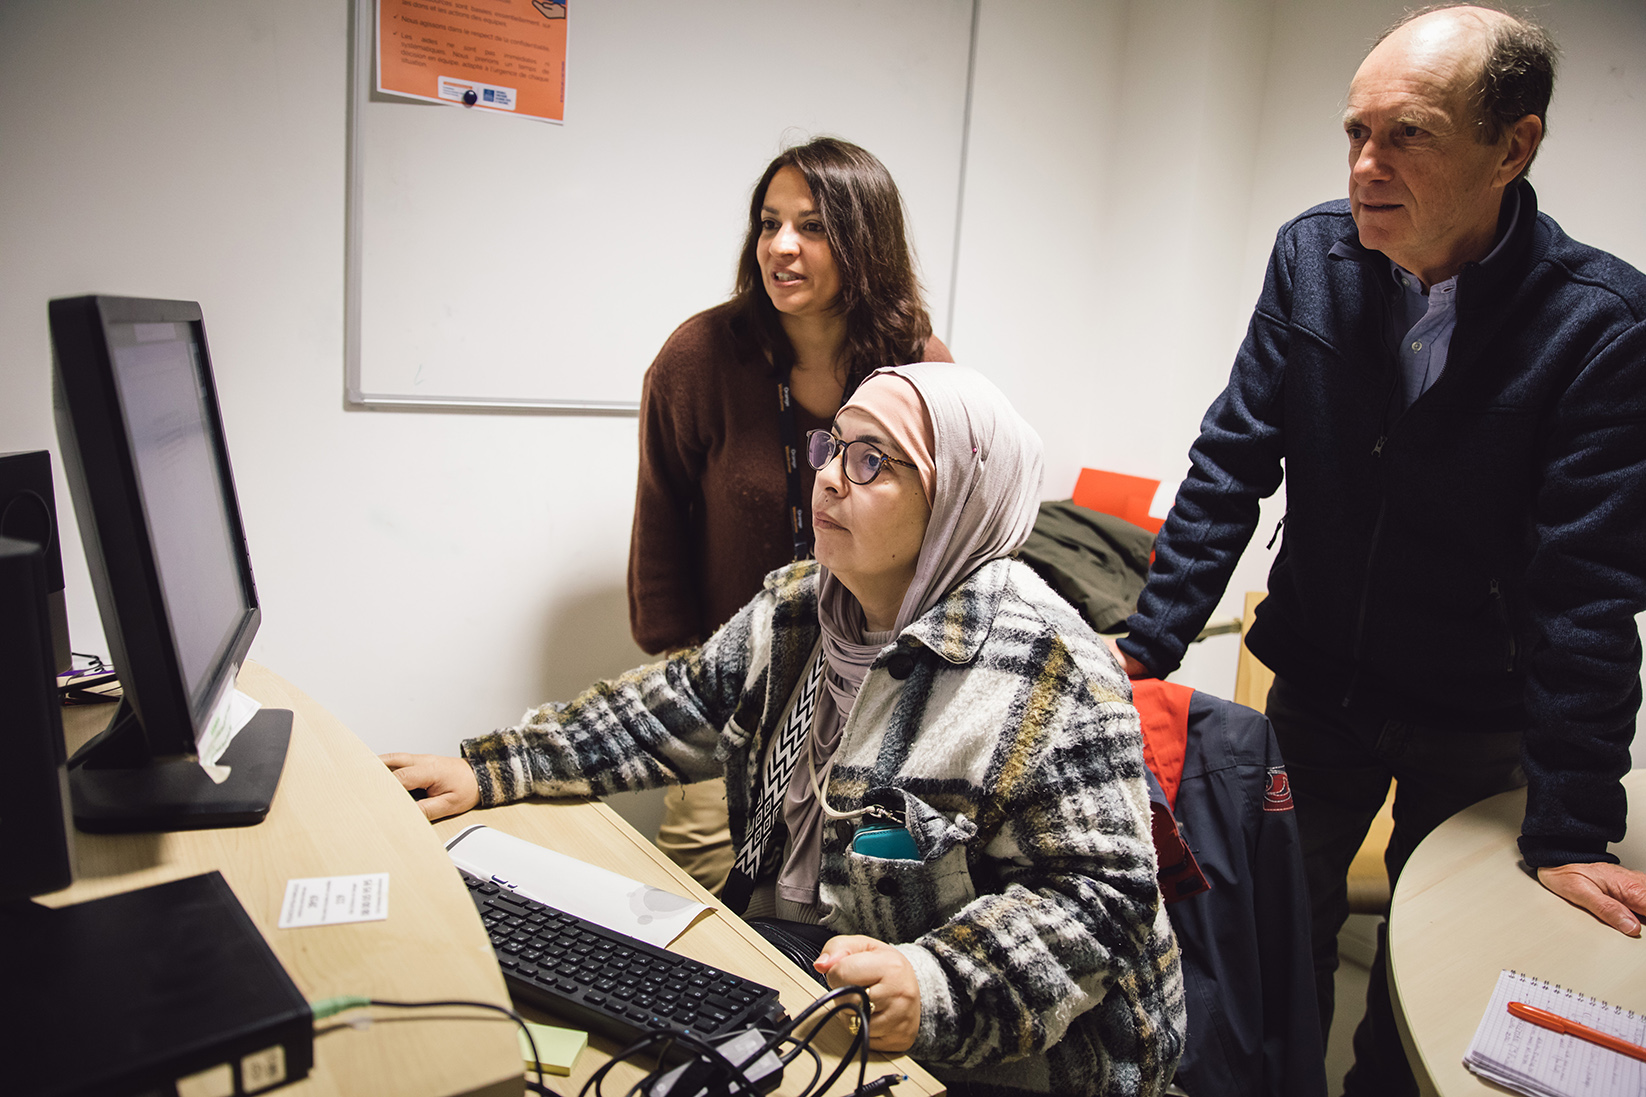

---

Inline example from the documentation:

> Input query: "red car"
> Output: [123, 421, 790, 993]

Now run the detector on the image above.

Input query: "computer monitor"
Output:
[48, 295, 291, 833]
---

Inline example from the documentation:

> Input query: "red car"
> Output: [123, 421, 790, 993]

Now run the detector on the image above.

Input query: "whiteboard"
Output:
[346, 0, 977, 412]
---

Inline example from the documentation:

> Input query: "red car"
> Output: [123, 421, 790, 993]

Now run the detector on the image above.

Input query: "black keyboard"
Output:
[461, 869, 786, 1049]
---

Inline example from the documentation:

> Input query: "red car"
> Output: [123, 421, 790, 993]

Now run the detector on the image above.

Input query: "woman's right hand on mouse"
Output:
[380, 752, 480, 821]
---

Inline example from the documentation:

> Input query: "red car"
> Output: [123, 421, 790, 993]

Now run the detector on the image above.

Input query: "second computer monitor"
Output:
[50, 294, 290, 832]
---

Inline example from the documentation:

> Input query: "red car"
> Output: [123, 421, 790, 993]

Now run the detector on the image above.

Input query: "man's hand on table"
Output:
[1537, 862, 1646, 937]
[380, 752, 479, 821]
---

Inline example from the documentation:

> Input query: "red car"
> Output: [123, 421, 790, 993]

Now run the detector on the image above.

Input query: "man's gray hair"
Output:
[1378, 4, 1558, 179]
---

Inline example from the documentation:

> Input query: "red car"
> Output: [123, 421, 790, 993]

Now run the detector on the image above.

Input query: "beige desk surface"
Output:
[433, 799, 944, 1097]
[1388, 769, 1646, 1096]
[46, 662, 521, 1097]
[49, 661, 940, 1097]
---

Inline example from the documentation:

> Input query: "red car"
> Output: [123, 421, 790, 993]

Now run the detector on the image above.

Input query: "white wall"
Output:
[951, 0, 1646, 763]
[0, 0, 652, 758]
[952, 0, 1292, 698]
[4, 0, 1644, 786]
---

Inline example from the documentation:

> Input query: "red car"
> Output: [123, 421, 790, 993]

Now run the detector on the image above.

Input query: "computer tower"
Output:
[0, 535, 75, 902]
[5, 870, 314, 1096]
[0, 450, 72, 674]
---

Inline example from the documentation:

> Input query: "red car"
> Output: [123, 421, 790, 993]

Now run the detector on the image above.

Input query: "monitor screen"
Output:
[50, 295, 289, 832]
[104, 320, 249, 712]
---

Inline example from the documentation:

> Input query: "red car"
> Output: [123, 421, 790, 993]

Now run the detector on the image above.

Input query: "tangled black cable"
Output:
[315, 987, 903, 1097]
[576, 984, 902, 1097]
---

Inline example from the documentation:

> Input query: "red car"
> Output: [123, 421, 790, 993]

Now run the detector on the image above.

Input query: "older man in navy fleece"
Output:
[1117, 5, 1646, 1094]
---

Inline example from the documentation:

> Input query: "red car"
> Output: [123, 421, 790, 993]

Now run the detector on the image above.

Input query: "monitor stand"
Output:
[68, 699, 292, 833]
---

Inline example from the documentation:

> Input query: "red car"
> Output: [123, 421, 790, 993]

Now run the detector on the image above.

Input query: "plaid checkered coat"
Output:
[463, 557, 1186, 1096]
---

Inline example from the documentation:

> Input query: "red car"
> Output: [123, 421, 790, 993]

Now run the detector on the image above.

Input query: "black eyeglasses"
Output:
[805, 430, 918, 485]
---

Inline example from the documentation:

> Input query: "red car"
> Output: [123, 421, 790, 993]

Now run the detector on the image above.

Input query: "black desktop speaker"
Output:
[0, 535, 75, 903]
[0, 450, 72, 674]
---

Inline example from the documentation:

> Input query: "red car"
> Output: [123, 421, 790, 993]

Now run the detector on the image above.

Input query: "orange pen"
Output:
[1508, 1002, 1646, 1064]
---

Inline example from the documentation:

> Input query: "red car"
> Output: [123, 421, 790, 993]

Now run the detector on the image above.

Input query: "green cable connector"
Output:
[309, 995, 372, 1021]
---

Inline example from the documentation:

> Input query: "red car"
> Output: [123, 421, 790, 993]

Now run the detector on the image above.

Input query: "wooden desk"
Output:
[1388, 770, 1646, 1096]
[47, 664, 940, 1097]
[44, 663, 521, 1097]
[434, 799, 944, 1097]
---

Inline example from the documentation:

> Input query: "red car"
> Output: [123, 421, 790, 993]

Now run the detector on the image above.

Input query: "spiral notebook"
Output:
[1464, 969, 1645, 1096]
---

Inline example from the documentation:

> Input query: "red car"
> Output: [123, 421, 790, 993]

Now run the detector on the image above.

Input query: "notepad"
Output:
[518, 1020, 587, 1075]
[1463, 969, 1645, 1096]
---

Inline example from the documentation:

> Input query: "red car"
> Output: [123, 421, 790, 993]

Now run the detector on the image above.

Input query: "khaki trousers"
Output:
[655, 778, 734, 895]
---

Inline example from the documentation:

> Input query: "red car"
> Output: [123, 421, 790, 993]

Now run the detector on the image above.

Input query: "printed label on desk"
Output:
[278, 873, 389, 928]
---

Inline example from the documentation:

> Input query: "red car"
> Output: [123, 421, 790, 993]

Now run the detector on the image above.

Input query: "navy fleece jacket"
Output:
[1120, 181, 1646, 868]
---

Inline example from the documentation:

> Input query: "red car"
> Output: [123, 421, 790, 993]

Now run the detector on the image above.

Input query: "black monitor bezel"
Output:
[49, 295, 262, 761]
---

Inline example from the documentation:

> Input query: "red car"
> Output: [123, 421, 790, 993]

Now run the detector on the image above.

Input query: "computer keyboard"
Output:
[461, 869, 786, 1050]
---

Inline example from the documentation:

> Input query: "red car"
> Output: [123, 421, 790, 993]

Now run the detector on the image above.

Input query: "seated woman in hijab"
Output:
[382, 363, 1186, 1097]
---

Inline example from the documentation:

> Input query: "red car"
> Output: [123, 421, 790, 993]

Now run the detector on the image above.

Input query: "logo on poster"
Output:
[438, 76, 517, 112]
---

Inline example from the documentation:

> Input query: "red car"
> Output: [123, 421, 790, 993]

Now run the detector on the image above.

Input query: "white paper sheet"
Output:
[445, 824, 707, 948]
[195, 675, 262, 783]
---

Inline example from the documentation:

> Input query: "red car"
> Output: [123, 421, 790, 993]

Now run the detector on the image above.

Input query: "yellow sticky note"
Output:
[518, 1020, 587, 1076]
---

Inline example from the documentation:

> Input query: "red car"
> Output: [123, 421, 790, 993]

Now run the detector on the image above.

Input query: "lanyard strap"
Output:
[732, 645, 826, 883]
[776, 374, 811, 562]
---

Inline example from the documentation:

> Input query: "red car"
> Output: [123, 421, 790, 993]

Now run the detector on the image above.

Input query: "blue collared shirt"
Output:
[1390, 264, 1457, 409]
[1389, 186, 1523, 410]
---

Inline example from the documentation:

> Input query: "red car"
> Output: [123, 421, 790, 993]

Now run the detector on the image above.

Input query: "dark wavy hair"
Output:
[730, 137, 934, 394]
[1377, 4, 1556, 181]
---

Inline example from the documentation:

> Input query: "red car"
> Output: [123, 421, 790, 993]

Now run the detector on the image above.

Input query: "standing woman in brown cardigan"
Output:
[628, 137, 952, 892]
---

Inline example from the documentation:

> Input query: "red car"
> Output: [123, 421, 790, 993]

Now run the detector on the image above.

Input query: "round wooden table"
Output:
[1388, 769, 1646, 1095]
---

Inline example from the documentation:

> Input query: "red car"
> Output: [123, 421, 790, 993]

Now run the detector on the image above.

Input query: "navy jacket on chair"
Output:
[1137, 681, 1325, 1097]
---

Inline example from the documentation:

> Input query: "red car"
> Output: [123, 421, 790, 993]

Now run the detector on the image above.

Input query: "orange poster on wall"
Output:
[377, 0, 567, 124]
